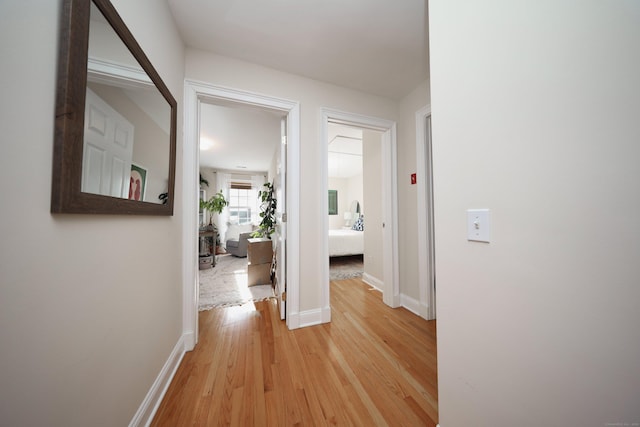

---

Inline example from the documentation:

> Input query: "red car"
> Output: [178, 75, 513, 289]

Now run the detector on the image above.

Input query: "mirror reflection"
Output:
[83, 3, 170, 204]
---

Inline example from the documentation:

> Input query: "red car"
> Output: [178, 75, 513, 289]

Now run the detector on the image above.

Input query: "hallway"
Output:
[152, 279, 438, 426]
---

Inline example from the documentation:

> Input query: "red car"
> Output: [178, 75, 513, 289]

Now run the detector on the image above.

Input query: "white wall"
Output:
[328, 178, 346, 229]
[328, 175, 363, 230]
[327, 177, 347, 230]
[430, 1, 640, 425]
[362, 130, 384, 282]
[0, 1, 185, 425]
[268, 145, 278, 185]
[186, 50, 398, 312]
[347, 173, 364, 217]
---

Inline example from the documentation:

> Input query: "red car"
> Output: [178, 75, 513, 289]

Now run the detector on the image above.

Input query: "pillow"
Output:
[351, 215, 364, 231]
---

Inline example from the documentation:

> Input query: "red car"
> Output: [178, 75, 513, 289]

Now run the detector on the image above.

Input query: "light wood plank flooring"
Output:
[151, 278, 438, 426]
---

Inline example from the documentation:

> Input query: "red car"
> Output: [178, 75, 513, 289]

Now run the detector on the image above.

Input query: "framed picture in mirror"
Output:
[129, 164, 147, 202]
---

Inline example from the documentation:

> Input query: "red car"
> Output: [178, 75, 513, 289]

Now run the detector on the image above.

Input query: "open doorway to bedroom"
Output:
[321, 108, 399, 318]
[327, 123, 385, 291]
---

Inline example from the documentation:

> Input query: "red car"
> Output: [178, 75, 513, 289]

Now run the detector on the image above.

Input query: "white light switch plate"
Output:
[467, 209, 491, 242]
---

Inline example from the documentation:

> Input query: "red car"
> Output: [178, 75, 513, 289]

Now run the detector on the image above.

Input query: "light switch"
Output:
[467, 209, 491, 243]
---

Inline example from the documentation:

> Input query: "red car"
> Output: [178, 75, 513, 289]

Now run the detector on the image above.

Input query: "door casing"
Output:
[183, 81, 301, 349]
[416, 105, 436, 320]
[320, 108, 400, 316]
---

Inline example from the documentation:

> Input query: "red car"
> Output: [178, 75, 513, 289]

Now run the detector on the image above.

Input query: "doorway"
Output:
[326, 123, 383, 287]
[320, 108, 399, 316]
[183, 81, 301, 349]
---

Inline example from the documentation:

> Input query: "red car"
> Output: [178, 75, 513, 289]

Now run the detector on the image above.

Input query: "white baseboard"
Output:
[129, 335, 186, 427]
[288, 306, 331, 329]
[400, 293, 421, 316]
[362, 273, 383, 291]
[321, 305, 332, 323]
[297, 308, 324, 328]
[287, 311, 300, 329]
[299, 309, 321, 328]
[364, 275, 426, 317]
[182, 330, 196, 352]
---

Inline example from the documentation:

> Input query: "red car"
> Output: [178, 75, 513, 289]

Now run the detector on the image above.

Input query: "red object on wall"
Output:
[411, 173, 417, 185]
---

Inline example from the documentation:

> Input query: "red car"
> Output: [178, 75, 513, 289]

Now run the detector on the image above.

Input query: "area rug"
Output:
[329, 255, 364, 281]
[199, 254, 275, 311]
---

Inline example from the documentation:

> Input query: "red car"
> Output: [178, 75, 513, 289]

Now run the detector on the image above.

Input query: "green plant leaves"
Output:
[253, 182, 277, 239]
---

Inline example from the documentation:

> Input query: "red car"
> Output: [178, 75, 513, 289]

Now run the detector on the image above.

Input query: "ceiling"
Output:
[199, 103, 284, 173]
[175, 0, 428, 174]
[199, 104, 363, 178]
[167, 0, 429, 100]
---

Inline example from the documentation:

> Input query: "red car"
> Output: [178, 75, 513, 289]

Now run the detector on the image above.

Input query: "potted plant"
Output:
[252, 182, 277, 239]
[199, 190, 228, 251]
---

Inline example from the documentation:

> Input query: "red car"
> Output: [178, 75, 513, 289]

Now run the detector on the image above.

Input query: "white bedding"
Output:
[329, 229, 364, 257]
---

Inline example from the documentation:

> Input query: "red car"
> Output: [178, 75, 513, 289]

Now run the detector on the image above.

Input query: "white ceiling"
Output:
[181, 0, 428, 175]
[199, 105, 362, 178]
[199, 103, 283, 173]
[167, 0, 429, 100]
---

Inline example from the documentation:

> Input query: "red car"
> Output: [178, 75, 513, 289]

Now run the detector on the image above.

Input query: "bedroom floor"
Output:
[329, 254, 363, 281]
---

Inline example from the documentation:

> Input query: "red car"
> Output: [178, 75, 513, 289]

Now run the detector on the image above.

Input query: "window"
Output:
[228, 182, 254, 225]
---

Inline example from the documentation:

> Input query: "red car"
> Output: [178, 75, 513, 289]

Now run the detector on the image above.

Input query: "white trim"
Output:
[382, 125, 401, 308]
[128, 336, 186, 427]
[416, 105, 436, 320]
[321, 108, 400, 309]
[400, 293, 421, 317]
[183, 80, 301, 336]
[181, 330, 196, 351]
[321, 305, 332, 323]
[286, 312, 300, 330]
[362, 272, 384, 292]
[182, 83, 199, 350]
[87, 57, 153, 89]
[288, 306, 331, 329]
[295, 308, 325, 328]
[319, 112, 332, 323]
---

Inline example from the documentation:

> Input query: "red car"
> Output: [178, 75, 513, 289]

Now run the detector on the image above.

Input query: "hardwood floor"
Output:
[151, 279, 438, 426]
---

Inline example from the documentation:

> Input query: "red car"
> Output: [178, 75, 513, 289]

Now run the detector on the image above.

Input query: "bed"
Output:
[329, 229, 364, 257]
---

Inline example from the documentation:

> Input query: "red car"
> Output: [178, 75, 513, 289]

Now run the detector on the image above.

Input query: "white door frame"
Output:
[416, 105, 436, 320]
[182, 80, 301, 350]
[320, 108, 400, 310]
[276, 118, 287, 320]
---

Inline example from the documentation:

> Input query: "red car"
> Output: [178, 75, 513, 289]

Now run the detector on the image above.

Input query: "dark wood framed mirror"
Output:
[52, 0, 176, 215]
